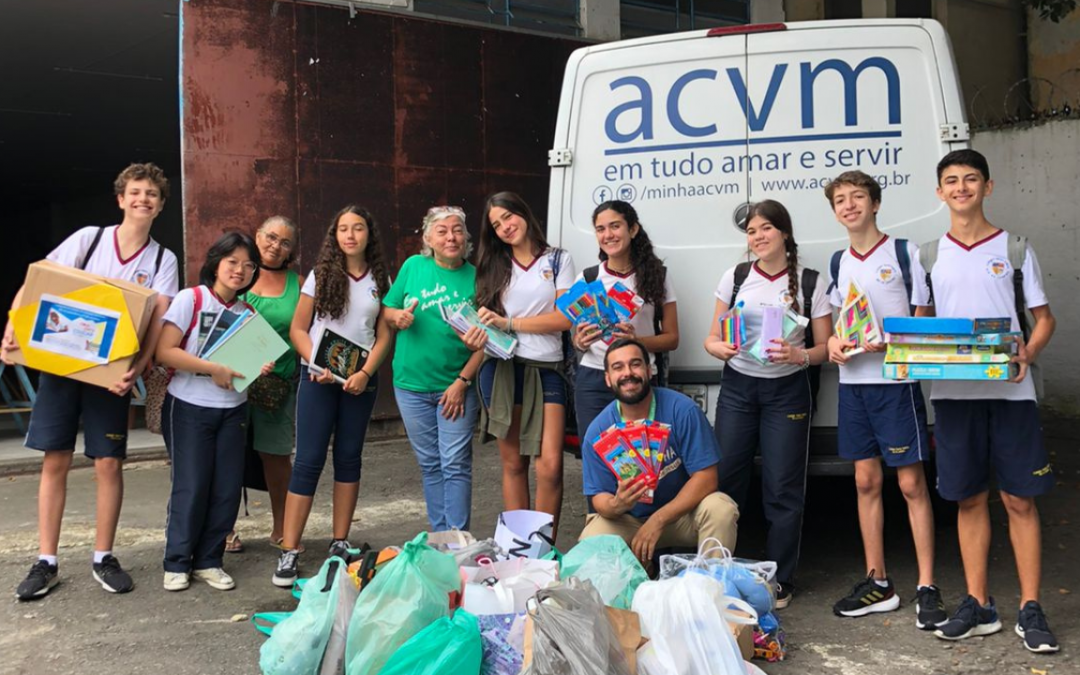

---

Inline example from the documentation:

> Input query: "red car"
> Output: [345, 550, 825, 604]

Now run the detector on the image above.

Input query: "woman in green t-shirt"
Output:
[383, 206, 485, 530]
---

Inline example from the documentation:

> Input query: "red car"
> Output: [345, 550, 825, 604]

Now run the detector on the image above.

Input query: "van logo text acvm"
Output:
[604, 57, 900, 144]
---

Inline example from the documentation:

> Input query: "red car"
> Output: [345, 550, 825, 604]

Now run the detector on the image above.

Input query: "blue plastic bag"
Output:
[381, 609, 483, 675]
[260, 556, 356, 675]
[345, 533, 461, 675]
[560, 535, 647, 610]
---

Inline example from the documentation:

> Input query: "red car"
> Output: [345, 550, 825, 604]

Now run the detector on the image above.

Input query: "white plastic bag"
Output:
[320, 559, 359, 675]
[462, 558, 559, 615]
[659, 538, 777, 616]
[494, 510, 554, 559]
[632, 572, 755, 675]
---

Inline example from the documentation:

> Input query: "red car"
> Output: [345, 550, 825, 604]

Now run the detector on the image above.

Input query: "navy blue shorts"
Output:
[838, 383, 929, 467]
[25, 373, 131, 459]
[478, 360, 566, 408]
[932, 399, 1054, 501]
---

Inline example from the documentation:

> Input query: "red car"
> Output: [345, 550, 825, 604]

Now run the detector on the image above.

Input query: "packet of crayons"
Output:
[557, 279, 643, 344]
[718, 301, 746, 347]
[592, 419, 672, 504]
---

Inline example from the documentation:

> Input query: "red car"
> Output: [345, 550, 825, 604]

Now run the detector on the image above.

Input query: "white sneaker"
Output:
[192, 567, 235, 591]
[163, 571, 190, 592]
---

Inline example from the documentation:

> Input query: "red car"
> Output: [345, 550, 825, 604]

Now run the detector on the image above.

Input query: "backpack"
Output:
[828, 237, 914, 314]
[145, 287, 204, 434]
[582, 263, 670, 388]
[919, 233, 1042, 396]
[729, 263, 822, 413]
[79, 226, 167, 282]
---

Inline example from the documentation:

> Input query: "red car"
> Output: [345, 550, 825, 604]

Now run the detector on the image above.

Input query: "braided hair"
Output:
[746, 199, 801, 312]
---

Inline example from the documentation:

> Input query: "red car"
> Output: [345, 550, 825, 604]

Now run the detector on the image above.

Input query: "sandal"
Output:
[225, 531, 244, 553]
[270, 537, 305, 554]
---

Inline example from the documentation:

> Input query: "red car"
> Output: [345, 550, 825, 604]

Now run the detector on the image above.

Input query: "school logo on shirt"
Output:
[778, 289, 793, 306]
[539, 265, 554, 282]
[986, 258, 1011, 279]
[875, 265, 897, 284]
[134, 269, 152, 287]
[368, 286, 379, 301]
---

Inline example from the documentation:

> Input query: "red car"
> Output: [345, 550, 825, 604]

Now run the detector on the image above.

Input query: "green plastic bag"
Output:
[345, 533, 461, 675]
[560, 535, 648, 610]
[381, 610, 482, 675]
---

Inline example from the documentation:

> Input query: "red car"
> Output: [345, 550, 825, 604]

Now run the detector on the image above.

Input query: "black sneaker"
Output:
[833, 571, 900, 617]
[328, 539, 352, 561]
[775, 583, 794, 610]
[915, 585, 948, 630]
[934, 595, 1002, 640]
[272, 549, 299, 588]
[92, 555, 134, 594]
[1016, 601, 1059, 653]
[16, 560, 59, 601]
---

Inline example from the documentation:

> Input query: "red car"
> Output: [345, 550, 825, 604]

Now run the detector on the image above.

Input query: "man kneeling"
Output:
[579, 338, 738, 563]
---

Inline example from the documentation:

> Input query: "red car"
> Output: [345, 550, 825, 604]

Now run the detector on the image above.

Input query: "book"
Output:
[201, 308, 252, 358]
[309, 328, 370, 384]
[882, 362, 1017, 381]
[439, 302, 517, 360]
[885, 343, 1012, 364]
[835, 280, 883, 351]
[882, 317, 1011, 335]
[205, 312, 291, 393]
[886, 332, 1021, 345]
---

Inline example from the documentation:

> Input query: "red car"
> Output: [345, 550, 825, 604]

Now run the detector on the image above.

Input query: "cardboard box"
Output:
[882, 362, 1017, 381]
[8, 260, 158, 389]
[727, 609, 756, 662]
[882, 316, 1010, 335]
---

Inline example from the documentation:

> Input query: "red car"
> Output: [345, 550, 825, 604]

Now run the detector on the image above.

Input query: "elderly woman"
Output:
[383, 206, 484, 531]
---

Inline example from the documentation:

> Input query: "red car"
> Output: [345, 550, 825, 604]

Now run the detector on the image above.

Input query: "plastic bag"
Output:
[631, 572, 755, 675]
[494, 510, 555, 559]
[454, 538, 505, 567]
[260, 556, 353, 675]
[345, 533, 461, 675]
[523, 577, 631, 675]
[560, 535, 648, 610]
[381, 609, 483, 675]
[659, 538, 777, 616]
[462, 558, 559, 615]
[321, 558, 360, 675]
[478, 613, 527, 675]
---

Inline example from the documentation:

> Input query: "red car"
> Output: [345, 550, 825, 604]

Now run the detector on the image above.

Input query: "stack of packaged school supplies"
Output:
[556, 279, 643, 344]
[592, 419, 671, 505]
[882, 317, 1019, 381]
[834, 280, 883, 356]
[439, 302, 518, 360]
[200, 309, 291, 393]
[718, 301, 746, 347]
[744, 306, 808, 365]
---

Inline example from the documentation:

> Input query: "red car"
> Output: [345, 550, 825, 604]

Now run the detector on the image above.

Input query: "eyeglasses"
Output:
[261, 231, 294, 250]
[222, 257, 258, 273]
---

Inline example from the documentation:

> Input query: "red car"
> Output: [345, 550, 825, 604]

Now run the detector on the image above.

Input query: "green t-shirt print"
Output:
[384, 255, 476, 392]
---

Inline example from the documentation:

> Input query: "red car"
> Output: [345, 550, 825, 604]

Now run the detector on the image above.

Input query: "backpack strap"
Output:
[178, 287, 204, 351]
[917, 238, 940, 307]
[583, 265, 599, 283]
[79, 227, 106, 271]
[826, 249, 844, 297]
[729, 261, 753, 306]
[152, 242, 166, 282]
[893, 238, 915, 314]
[801, 268, 819, 349]
[1007, 234, 1030, 339]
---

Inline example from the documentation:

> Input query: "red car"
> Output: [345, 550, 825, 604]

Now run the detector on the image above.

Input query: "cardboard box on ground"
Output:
[8, 261, 157, 389]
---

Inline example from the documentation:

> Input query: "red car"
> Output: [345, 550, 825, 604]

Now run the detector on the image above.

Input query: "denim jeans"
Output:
[394, 386, 479, 531]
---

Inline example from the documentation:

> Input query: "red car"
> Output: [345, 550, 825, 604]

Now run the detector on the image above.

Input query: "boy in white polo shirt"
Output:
[2, 163, 179, 600]
[911, 149, 1058, 653]
[824, 171, 945, 630]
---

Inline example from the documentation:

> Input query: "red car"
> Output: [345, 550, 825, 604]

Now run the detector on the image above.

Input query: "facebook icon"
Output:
[593, 185, 613, 204]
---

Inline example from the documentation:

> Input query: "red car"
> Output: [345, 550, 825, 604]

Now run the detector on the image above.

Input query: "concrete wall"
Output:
[1027, 8, 1080, 110]
[973, 118, 1080, 413]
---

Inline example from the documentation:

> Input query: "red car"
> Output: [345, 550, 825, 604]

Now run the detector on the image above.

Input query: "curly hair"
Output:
[475, 192, 553, 316]
[591, 200, 667, 310]
[113, 162, 169, 199]
[746, 199, 801, 313]
[313, 205, 391, 321]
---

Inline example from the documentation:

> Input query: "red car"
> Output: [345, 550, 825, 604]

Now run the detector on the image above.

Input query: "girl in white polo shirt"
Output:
[472, 192, 574, 536]
[156, 231, 272, 593]
[272, 205, 393, 588]
[704, 199, 832, 608]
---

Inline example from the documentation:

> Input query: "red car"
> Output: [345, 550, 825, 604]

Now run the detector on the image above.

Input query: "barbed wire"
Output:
[969, 70, 1080, 130]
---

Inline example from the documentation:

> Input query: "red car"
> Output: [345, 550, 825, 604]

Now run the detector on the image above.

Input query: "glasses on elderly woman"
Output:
[261, 231, 294, 251]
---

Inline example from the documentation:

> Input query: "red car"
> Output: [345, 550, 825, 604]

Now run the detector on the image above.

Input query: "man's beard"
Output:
[613, 374, 650, 405]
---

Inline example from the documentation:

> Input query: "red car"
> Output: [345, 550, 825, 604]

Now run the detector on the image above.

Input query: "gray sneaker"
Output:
[16, 560, 59, 601]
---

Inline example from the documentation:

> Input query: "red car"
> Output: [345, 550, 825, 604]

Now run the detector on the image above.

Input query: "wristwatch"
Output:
[457, 375, 472, 386]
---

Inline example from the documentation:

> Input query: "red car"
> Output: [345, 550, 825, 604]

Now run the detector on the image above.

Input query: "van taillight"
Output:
[707, 23, 786, 36]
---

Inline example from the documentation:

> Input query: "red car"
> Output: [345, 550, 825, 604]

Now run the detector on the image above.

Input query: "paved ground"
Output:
[0, 418, 1076, 675]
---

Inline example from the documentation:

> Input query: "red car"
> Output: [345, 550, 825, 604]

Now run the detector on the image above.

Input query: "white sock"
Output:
[874, 578, 890, 588]
[917, 584, 934, 591]
[39, 554, 58, 567]
[93, 550, 112, 564]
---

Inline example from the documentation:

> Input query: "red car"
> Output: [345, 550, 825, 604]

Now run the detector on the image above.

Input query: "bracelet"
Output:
[800, 349, 811, 369]
[507, 316, 514, 333]
[457, 375, 472, 386]
[359, 369, 372, 379]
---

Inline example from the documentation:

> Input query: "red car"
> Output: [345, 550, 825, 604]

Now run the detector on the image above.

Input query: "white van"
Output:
[547, 19, 969, 472]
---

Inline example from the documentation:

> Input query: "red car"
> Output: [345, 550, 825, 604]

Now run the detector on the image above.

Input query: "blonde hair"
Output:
[421, 206, 472, 258]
